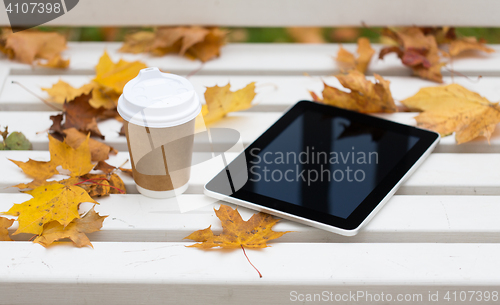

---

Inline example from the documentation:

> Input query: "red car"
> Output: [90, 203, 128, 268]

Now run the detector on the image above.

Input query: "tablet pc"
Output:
[204, 101, 440, 236]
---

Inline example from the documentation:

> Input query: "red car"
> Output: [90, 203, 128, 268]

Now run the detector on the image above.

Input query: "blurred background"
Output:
[37, 26, 500, 43]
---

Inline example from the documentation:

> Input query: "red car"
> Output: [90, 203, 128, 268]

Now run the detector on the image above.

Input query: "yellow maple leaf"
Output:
[401, 83, 500, 144]
[3, 183, 97, 235]
[312, 70, 397, 113]
[185, 204, 291, 249]
[49, 134, 95, 177]
[42, 80, 94, 104]
[9, 159, 58, 189]
[34, 208, 107, 248]
[336, 37, 375, 74]
[0, 217, 14, 241]
[93, 51, 147, 94]
[202, 82, 256, 125]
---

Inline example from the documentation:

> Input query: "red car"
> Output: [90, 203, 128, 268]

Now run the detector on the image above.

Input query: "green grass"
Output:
[33, 26, 500, 44]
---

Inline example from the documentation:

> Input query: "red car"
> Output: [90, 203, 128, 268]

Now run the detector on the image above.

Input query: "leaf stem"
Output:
[11, 81, 61, 111]
[240, 245, 262, 278]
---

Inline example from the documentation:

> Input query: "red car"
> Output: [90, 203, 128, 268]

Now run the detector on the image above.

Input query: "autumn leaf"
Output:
[94, 160, 116, 174]
[0, 217, 14, 241]
[119, 31, 155, 54]
[93, 51, 147, 94]
[448, 36, 494, 57]
[38, 54, 70, 69]
[42, 80, 94, 104]
[336, 37, 375, 74]
[49, 134, 95, 177]
[78, 173, 126, 196]
[0, 30, 69, 67]
[63, 128, 117, 162]
[202, 82, 256, 125]
[121, 27, 226, 62]
[3, 183, 97, 235]
[379, 27, 444, 83]
[62, 93, 106, 138]
[401, 83, 500, 144]
[34, 208, 106, 248]
[311, 70, 397, 113]
[286, 27, 326, 43]
[185, 204, 291, 249]
[9, 159, 58, 188]
[119, 167, 133, 177]
[90, 85, 121, 110]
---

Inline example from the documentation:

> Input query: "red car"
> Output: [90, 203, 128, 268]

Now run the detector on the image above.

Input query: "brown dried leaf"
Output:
[94, 160, 116, 174]
[63, 93, 105, 138]
[1, 30, 67, 65]
[312, 70, 397, 113]
[63, 128, 117, 162]
[380, 27, 444, 83]
[119, 31, 155, 54]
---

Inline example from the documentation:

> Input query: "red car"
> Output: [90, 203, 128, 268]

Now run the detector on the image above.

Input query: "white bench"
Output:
[2, 1, 500, 304]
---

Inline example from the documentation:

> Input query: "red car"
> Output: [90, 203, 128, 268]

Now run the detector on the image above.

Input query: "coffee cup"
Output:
[117, 67, 201, 198]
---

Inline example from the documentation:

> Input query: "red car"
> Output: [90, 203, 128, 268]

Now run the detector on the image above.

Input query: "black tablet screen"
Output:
[242, 109, 419, 219]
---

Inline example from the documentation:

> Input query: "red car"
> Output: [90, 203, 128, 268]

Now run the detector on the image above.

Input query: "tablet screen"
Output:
[206, 101, 439, 231]
[243, 109, 419, 219]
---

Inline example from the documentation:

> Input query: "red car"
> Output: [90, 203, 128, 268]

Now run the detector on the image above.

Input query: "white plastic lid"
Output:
[117, 67, 201, 128]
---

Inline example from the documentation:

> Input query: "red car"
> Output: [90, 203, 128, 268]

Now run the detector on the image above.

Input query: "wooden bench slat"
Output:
[2, 0, 500, 27]
[3, 43, 500, 76]
[4, 74, 500, 112]
[0, 241, 498, 305]
[0, 111, 498, 153]
[1, 193, 499, 243]
[1, 151, 499, 195]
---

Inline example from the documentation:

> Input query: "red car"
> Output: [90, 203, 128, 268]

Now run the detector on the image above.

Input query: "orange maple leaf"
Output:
[185, 204, 291, 249]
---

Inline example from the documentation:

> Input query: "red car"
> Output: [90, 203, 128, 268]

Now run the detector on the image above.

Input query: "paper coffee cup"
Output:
[117, 67, 201, 198]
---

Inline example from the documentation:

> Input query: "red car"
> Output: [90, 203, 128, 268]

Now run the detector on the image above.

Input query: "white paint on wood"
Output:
[0, 242, 499, 305]
[3, 43, 500, 77]
[1, 0, 500, 26]
[1, 151, 500, 195]
[1, 194, 499, 243]
[0, 110, 498, 153]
